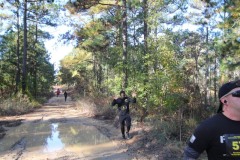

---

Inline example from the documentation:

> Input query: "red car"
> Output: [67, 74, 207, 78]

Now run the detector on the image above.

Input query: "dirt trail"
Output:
[0, 95, 133, 160]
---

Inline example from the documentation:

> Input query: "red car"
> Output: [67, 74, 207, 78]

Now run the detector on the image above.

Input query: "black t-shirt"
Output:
[112, 97, 136, 115]
[188, 113, 240, 160]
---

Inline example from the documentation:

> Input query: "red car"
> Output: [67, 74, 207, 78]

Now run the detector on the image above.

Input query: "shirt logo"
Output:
[190, 135, 196, 143]
[223, 134, 240, 157]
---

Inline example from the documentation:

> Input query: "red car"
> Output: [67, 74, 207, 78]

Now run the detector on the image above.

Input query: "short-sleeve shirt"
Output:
[188, 113, 240, 160]
[112, 97, 136, 116]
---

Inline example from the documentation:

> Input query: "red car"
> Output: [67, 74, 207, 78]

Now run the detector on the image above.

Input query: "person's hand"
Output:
[113, 95, 118, 99]
[132, 92, 136, 97]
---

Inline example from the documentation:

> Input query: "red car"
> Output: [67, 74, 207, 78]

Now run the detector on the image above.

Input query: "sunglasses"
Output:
[231, 90, 240, 97]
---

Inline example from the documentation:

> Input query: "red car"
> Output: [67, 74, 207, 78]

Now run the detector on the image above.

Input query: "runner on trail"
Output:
[56, 88, 60, 97]
[64, 91, 68, 102]
[112, 90, 136, 139]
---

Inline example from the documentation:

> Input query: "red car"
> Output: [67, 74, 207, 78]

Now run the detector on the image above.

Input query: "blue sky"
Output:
[43, 0, 76, 71]
[44, 25, 74, 71]
[43, 0, 90, 72]
[0, 0, 74, 71]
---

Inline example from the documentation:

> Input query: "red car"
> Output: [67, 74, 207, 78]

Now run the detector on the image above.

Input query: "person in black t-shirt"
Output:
[64, 91, 68, 102]
[184, 80, 240, 160]
[112, 90, 136, 139]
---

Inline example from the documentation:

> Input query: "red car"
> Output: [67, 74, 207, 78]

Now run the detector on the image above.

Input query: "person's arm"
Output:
[130, 92, 137, 103]
[183, 119, 212, 160]
[131, 97, 136, 103]
[183, 146, 200, 160]
[111, 99, 117, 106]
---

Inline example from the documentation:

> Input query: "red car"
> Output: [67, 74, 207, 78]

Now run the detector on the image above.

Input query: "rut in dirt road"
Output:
[0, 95, 132, 160]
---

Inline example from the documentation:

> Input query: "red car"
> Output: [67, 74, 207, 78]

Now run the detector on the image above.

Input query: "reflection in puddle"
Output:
[0, 121, 112, 156]
[44, 123, 64, 152]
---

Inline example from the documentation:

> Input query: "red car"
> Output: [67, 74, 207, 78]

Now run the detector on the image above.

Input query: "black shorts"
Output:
[119, 113, 131, 127]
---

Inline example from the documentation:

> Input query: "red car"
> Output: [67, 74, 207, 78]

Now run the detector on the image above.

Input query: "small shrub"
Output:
[75, 98, 97, 116]
[185, 118, 197, 129]
[75, 97, 116, 119]
[151, 117, 181, 142]
[0, 93, 40, 116]
[96, 105, 116, 119]
[162, 141, 185, 160]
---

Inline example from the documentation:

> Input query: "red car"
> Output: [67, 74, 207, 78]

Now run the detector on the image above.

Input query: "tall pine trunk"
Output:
[204, 26, 209, 106]
[122, 0, 128, 89]
[140, 0, 149, 122]
[33, 23, 38, 98]
[22, 0, 27, 93]
[33, 1, 39, 98]
[15, 0, 21, 94]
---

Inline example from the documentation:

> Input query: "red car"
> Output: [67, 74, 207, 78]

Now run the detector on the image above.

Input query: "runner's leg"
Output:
[126, 116, 131, 139]
[120, 118, 125, 139]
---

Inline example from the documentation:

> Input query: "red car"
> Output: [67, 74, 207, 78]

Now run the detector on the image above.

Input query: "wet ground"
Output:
[0, 95, 131, 160]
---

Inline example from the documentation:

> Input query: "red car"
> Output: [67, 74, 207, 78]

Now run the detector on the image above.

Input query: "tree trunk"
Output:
[142, 0, 149, 121]
[143, 0, 148, 58]
[93, 54, 97, 88]
[143, 0, 148, 79]
[194, 47, 199, 84]
[15, 0, 20, 94]
[214, 53, 217, 102]
[22, 0, 27, 93]
[122, 0, 128, 89]
[204, 26, 209, 106]
[34, 23, 38, 98]
[33, 1, 39, 98]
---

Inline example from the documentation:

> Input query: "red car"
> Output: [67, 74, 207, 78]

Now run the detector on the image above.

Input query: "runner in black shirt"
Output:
[184, 80, 240, 160]
[112, 90, 136, 139]
[64, 91, 68, 102]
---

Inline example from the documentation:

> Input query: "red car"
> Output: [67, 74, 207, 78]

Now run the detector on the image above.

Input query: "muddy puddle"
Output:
[0, 121, 115, 158]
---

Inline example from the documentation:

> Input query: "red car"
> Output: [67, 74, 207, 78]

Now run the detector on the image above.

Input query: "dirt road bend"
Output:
[0, 95, 132, 160]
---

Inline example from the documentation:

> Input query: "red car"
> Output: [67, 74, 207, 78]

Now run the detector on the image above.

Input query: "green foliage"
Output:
[62, 0, 194, 114]
[0, 26, 55, 100]
[58, 48, 93, 92]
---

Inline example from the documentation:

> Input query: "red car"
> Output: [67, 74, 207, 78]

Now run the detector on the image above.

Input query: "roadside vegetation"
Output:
[0, 1, 56, 115]
[0, 93, 39, 116]
[0, 91, 54, 116]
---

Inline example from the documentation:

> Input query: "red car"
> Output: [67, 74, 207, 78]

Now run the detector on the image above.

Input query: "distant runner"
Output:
[112, 90, 136, 139]
[56, 88, 60, 97]
[64, 91, 68, 102]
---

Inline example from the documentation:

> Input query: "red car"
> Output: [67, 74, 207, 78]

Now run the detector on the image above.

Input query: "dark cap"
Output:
[217, 80, 240, 113]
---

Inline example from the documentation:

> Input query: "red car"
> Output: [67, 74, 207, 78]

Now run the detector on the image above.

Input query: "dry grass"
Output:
[0, 94, 40, 116]
[161, 142, 184, 160]
[74, 96, 116, 119]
